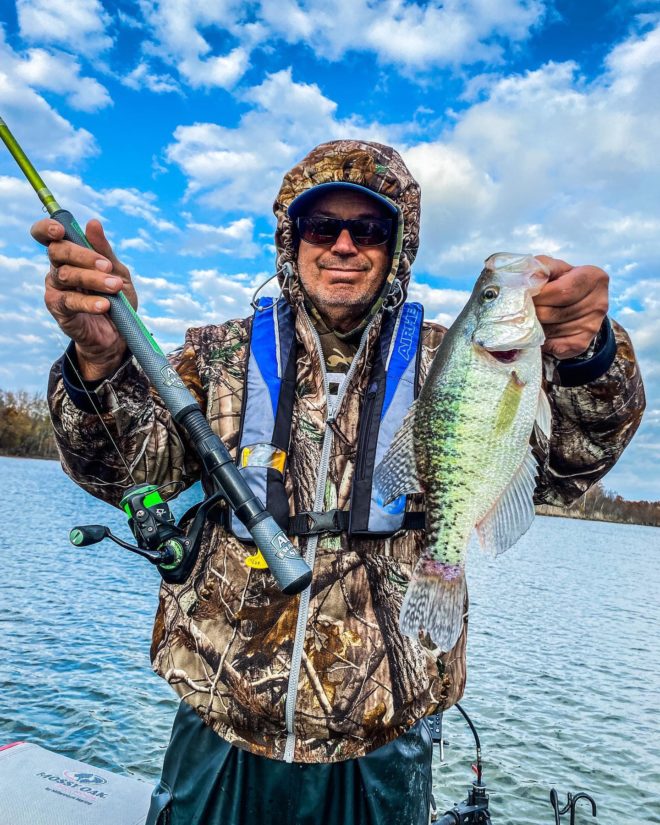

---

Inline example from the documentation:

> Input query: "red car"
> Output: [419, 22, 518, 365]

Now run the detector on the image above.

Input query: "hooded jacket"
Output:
[48, 140, 645, 763]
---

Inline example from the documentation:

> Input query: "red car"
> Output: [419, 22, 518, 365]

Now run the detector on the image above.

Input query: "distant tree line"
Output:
[537, 481, 660, 527]
[0, 390, 58, 459]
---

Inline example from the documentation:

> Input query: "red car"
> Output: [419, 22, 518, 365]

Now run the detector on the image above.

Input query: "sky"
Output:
[0, 0, 658, 500]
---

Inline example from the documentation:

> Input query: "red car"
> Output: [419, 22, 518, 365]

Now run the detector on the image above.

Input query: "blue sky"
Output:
[0, 0, 658, 499]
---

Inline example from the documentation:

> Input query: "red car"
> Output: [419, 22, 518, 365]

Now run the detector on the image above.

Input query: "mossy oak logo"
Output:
[63, 770, 107, 786]
[36, 769, 109, 802]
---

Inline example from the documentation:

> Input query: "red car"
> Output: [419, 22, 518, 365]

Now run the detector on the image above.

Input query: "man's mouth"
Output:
[322, 268, 366, 282]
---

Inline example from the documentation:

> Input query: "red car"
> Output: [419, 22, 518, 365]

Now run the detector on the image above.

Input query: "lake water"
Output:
[0, 456, 658, 824]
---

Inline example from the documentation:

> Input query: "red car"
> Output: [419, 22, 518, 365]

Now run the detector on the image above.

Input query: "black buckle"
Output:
[290, 509, 348, 536]
[305, 510, 344, 534]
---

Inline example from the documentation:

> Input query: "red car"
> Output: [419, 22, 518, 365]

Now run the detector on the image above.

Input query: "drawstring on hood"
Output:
[273, 140, 421, 332]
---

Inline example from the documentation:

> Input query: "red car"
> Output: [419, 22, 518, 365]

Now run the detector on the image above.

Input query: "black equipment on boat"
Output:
[430, 705, 599, 824]
[429, 703, 492, 824]
[550, 788, 597, 824]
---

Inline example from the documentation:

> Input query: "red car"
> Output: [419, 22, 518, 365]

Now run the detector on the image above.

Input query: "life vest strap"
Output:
[289, 509, 425, 537]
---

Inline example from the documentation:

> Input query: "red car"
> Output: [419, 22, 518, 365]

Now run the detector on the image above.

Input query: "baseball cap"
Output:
[287, 182, 398, 219]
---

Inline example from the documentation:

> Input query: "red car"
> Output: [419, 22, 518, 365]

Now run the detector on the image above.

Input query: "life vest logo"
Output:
[63, 770, 107, 785]
[396, 305, 420, 361]
[160, 365, 185, 388]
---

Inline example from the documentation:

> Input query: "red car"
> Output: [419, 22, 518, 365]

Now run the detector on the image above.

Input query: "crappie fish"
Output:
[374, 253, 551, 651]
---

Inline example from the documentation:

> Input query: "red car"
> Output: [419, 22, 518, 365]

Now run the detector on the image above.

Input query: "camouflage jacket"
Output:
[48, 141, 645, 763]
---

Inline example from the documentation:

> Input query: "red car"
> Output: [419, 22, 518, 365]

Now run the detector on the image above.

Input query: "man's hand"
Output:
[32, 218, 137, 381]
[533, 255, 609, 359]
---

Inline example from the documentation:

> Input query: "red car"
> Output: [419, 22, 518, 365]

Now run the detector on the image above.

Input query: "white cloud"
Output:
[128, 267, 271, 352]
[165, 68, 391, 213]
[0, 31, 97, 166]
[258, 0, 546, 69]
[601, 278, 660, 499]
[121, 61, 180, 95]
[179, 218, 261, 258]
[14, 48, 112, 112]
[402, 25, 660, 280]
[16, 0, 113, 57]
[0, 251, 67, 389]
[119, 232, 155, 253]
[407, 281, 471, 328]
[0, 173, 100, 247]
[100, 188, 177, 232]
[137, 0, 250, 89]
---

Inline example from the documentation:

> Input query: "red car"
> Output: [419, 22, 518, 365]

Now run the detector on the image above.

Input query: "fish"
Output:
[374, 252, 552, 651]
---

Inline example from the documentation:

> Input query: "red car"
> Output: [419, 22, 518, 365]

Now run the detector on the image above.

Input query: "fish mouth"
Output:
[484, 348, 521, 363]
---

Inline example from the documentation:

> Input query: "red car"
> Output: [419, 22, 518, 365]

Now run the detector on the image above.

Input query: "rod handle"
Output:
[52, 209, 92, 248]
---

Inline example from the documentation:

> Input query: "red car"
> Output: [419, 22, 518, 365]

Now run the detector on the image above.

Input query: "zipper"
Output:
[355, 381, 378, 480]
[283, 306, 374, 762]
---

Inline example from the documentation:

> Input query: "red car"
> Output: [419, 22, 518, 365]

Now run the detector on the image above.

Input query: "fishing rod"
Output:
[0, 116, 312, 595]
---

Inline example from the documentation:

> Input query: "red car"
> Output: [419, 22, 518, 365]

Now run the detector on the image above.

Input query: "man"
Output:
[33, 140, 644, 824]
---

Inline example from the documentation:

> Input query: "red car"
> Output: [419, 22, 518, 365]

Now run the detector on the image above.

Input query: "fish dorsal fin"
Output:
[476, 444, 538, 557]
[535, 388, 552, 440]
[373, 400, 422, 506]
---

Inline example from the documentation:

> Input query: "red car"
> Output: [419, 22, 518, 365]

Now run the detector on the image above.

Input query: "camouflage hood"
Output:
[273, 140, 421, 317]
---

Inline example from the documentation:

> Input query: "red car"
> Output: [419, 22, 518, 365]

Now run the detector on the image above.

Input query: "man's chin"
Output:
[321, 294, 371, 309]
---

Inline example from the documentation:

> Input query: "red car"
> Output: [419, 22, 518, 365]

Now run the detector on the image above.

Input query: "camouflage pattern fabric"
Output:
[48, 140, 645, 763]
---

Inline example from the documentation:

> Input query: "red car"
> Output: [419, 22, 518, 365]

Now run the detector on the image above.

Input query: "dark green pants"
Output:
[147, 703, 433, 825]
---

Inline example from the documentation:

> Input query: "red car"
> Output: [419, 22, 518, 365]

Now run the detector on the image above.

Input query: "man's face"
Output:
[296, 189, 393, 332]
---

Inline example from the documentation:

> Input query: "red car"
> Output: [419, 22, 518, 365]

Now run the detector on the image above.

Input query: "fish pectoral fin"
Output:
[476, 445, 538, 557]
[534, 387, 552, 440]
[373, 400, 422, 505]
[399, 559, 467, 653]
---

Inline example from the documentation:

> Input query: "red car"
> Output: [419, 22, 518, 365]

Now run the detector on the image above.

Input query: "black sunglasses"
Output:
[296, 216, 393, 247]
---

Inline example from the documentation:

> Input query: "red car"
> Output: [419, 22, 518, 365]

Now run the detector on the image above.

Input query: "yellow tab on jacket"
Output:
[245, 550, 268, 569]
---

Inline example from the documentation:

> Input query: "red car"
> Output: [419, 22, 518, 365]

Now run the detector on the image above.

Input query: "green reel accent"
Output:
[69, 528, 84, 546]
[120, 484, 164, 517]
[158, 539, 185, 570]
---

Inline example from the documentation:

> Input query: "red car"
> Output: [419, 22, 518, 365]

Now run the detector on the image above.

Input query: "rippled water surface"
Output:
[1, 457, 659, 823]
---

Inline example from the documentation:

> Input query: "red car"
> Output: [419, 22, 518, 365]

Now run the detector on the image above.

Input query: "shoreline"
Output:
[535, 506, 659, 528]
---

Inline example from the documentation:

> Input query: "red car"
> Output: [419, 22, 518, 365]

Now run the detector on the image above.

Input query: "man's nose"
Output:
[329, 228, 358, 255]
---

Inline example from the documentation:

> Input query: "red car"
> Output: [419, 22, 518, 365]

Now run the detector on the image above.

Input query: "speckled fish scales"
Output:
[374, 253, 552, 651]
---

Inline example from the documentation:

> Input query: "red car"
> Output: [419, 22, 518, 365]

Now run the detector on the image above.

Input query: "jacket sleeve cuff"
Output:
[554, 316, 617, 388]
[61, 341, 132, 412]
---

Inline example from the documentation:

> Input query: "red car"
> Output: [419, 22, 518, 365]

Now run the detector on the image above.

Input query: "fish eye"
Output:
[480, 285, 500, 303]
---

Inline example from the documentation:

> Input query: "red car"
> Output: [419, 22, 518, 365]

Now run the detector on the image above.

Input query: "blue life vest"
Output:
[228, 298, 425, 541]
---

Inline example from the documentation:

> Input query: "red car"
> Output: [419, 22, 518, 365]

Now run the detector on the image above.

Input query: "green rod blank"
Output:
[0, 117, 60, 215]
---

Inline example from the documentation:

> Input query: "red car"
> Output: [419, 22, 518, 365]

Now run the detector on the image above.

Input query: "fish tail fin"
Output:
[399, 560, 467, 652]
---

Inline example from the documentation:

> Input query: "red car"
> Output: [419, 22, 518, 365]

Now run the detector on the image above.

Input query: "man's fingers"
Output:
[31, 218, 65, 245]
[47, 283, 111, 317]
[542, 332, 597, 359]
[540, 311, 604, 341]
[85, 220, 129, 277]
[535, 289, 608, 325]
[47, 237, 112, 273]
[50, 262, 124, 294]
[534, 255, 572, 281]
[534, 265, 608, 308]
